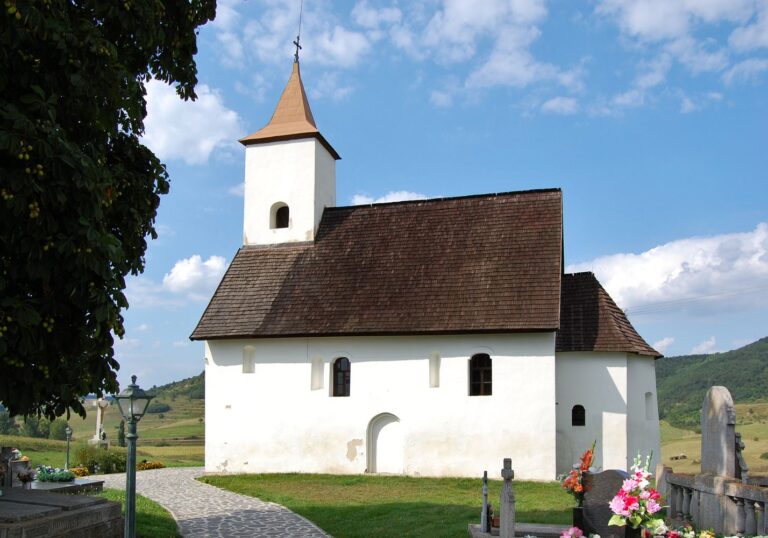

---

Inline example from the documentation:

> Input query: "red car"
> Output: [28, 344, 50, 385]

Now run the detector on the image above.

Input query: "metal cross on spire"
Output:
[293, 0, 304, 63]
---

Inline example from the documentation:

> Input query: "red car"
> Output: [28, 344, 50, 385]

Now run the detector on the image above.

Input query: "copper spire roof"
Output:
[239, 62, 340, 159]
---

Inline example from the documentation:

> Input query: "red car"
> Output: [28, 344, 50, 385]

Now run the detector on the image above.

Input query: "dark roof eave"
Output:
[190, 326, 559, 342]
[239, 131, 341, 160]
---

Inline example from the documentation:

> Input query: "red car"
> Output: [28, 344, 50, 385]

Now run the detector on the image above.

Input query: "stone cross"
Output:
[700, 386, 736, 478]
[499, 458, 515, 538]
[480, 470, 490, 532]
[92, 398, 110, 441]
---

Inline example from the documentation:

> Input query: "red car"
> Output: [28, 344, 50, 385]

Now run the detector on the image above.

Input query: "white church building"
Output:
[191, 60, 661, 481]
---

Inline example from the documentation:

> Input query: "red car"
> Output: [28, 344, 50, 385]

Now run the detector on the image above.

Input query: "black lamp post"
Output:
[64, 425, 72, 470]
[114, 375, 153, 538]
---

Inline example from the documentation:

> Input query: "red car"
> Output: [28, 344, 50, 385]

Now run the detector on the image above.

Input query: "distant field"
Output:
[660, 402, 768, 475]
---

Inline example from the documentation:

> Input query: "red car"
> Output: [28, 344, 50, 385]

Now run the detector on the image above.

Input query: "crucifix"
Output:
[293, 0, 304, 63]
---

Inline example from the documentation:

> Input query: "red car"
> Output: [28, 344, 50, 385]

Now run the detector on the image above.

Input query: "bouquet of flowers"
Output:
[561, 441, 596, 506]
[35, 465, 75, 483]
[608, 453, 662, 529]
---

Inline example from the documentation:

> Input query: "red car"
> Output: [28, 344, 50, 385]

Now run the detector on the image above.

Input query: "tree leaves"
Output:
[0, 0, 215, 419]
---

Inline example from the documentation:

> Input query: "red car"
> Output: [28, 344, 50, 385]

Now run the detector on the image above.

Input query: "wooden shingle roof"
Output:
[557, 272, 661, 358]
[191, 189, 564, 340]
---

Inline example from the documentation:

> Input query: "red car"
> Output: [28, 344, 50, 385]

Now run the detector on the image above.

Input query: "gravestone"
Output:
[581, 469, 629, 538]
[499, 458, 515, 538]
[0, 447, 13, 489]
[700, 386, 736, 478]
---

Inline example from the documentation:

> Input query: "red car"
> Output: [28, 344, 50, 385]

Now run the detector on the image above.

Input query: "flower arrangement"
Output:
[608, 453, 661, 530]
[561, 441, 596, 506]
[35, 465, 75, 483]
[560, 526, 600, 538]
[16, 468, 35, 484]
[69, 466, 90, 478]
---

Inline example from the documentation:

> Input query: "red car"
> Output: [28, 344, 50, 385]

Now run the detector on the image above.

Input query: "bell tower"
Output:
[239, 60, 340, 246]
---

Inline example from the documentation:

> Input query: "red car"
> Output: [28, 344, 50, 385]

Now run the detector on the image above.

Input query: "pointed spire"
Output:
[239, 63, 340, 159]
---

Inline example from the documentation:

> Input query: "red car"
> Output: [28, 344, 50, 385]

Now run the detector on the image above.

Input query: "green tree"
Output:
[20, 415, 50, 438]
[0, 410, 18, 435]
[0, 0, 216, 419]
[117, 419, 125, 447]
[48, 418, 69, 440]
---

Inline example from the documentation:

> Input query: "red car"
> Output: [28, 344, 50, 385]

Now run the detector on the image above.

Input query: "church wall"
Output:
[626, 354, 661, 469]
[555, 352, 630, 474]
[243, 138, 334, 245]
[204, 333, 557, 480]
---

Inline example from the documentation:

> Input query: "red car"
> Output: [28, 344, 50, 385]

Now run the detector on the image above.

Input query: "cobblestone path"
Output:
[93, 467, 329, 537]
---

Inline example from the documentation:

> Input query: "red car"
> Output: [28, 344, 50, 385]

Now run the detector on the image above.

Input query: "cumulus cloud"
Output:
[351, 191, 430, 205]
[541, 96, 578, 115]
[653, 337, 675, 354]
[228, 183, 245, 197]
[163, 255, 227, 299]
[566, 223, 768, 315]
[691, 336, 718, 355]
[143, 81, 242, 165]
[430, 90, 454, 107]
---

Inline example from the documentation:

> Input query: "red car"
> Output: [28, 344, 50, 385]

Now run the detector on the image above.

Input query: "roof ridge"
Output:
[330, 188, 562, 211]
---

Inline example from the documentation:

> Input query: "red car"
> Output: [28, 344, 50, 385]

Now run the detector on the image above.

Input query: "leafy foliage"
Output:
[36, 465, 75, 482]
[74, 443, 126, 474]
[47, 417, 69, 440]
[19, 415, 50, 438]
[657, 337, 768, 430]
[0, 0, 215, 419]
[146, 402, 171, 414]
[0, 410, 18, 435]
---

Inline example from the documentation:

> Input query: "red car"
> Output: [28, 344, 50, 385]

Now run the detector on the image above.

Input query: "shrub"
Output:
[48, 419, 69, 441]
[146, 402, 171, 414]
[19, 416, 50, 438]
[137, 460, 166, 471]
[70, 466, 90, 477]
[0, 411, 19, 435]
[761, 451, 768, 460]
[74, 444, 127, 474]
[188, 385, 204, 400]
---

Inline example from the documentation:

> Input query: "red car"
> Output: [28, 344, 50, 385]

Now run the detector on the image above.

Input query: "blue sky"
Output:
[116, 0, 768, 389]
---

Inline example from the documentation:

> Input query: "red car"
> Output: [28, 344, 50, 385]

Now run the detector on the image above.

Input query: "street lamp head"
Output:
[115, 375, 154, 422]
[65, 425, 72, 437]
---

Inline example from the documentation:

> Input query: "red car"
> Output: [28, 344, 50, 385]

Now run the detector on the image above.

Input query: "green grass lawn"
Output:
[0, 434, 203, 469]
[96, 489, 180, 538]
[200, 473, 572, 538]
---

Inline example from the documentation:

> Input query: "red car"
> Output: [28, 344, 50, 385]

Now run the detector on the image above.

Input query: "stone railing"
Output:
[667, 471, 768, 535]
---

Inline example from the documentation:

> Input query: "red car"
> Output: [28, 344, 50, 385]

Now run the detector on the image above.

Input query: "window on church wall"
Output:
[469, 353, 492, 396]
[572, 405, 585, 426]
[332, 357, 350, 397]
[242, 346, 255, 374]
[429, 353, 441, 388]
[271, 202, 289, 229]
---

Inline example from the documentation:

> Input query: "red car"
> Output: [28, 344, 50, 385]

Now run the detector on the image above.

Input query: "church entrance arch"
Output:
[366, 413, 403, 474]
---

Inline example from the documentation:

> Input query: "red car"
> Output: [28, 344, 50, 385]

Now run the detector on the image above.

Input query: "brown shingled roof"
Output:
[557, 272, 661, 358]
[191, 189, 563, 340]
[239, 62, 340, 159]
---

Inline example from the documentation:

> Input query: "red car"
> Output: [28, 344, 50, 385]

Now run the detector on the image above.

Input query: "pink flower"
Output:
[610, 495, 629, 516]
[622, 478, 637, 492]
[561, 527, 584, 538]
[646, 499, 661, 514]
[667, 531, 680, 538]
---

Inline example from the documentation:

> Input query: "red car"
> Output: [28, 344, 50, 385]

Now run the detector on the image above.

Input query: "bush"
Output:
[74, 444, 127, 474]
[188, 385, 204, 400]
[0, 411, 18, 435]
[48, 419, 69, 441]
[19, 416, 50, 438]
[761, 451, 768, 460]
[146, 402, 171, 414]
[137, 460, 166, 471]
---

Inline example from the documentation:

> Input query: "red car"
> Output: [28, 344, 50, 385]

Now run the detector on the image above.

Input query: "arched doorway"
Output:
[367, 413, 403, 474]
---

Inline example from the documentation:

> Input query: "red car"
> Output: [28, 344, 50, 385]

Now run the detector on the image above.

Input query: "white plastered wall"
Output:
[555, 352, 629, 474]
[626, 354, 661, 468]
[555, 352, 661, 475]
[204, 333, 557, 479]
[242, 138, 335, 245]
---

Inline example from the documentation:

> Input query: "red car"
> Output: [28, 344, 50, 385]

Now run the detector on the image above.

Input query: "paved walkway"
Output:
[92, 467, 329, 537]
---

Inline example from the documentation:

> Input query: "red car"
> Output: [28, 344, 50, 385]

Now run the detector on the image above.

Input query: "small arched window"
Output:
[469, 353, 492, 396]
[270, 202, 289, 229]
[645, 392, 654, 420]
[572, 405, 585, 426]
[332, 357, 350, 397]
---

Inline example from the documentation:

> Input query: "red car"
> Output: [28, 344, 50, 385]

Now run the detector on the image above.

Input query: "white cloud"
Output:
[691, 336, 717, 354]
[136, 324, 150, 332]
[172, 340, 190, 348]
[228, 183, 245, 197]
[723, 58, 768, 85]
[351, 191, 430, 205]
[430, 90, 454, 108]
[680, 94, 697, 113]
[729, 4, 768, 51]
[163, 255, 227, 300]
[541, 96, 578, 115]
[310, 72, 355, 101]
[653, 336, 675, 354]
[143, 81, 243, 165]
[352, 1, 402, 29]
[566, 223, 768, 315]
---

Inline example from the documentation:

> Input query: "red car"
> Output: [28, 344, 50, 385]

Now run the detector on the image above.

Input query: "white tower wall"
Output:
[243, 138, 336, 245]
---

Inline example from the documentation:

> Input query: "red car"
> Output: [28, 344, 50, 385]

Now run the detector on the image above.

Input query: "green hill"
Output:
[657, 336, 768, 430]
[148, 371, 204, 401]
